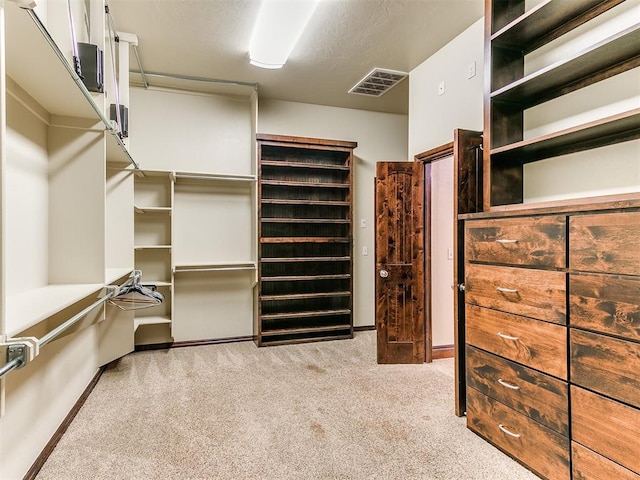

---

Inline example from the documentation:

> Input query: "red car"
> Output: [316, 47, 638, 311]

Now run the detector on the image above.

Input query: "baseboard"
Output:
[134, 335, 255, 351]
[432, 344, 454, 359]
[354, 325, 376, 332]
[23, 366, 107, 480]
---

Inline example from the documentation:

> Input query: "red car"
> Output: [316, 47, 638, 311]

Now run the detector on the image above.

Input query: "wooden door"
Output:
[375, 162, 425, 364]
[453, 129, 483, 416]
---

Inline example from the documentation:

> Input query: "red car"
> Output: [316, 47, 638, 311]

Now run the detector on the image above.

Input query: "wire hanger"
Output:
[109, 270, 164, 311]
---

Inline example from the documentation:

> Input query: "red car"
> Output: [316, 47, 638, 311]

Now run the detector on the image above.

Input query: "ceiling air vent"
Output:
[348, 68, 408, 97]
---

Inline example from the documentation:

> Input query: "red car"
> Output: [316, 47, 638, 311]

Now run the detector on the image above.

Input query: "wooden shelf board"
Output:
[5, 5, 102, 119]
[491, 23, 640, 108]
[261, 180, 349, 188]
[174, 172, 256, 185]
[147, 281, 172, 288]
[261, 160, 349, 171]
[135, 245, 172, 250]
[134, 315, 172, 331]
[261, 218, 350, 224]
[261, 274, 351, 282]
[491, 108, 640, 164]
[6, 284, 105, 337]
[261, 309, 351, 320]
[260, 324, 352, 336]
[261, 291, 351, 301]
[260, 237, 350, 244]
[259, 333, 352, 346]
[261, 199, 349, 206]
[261, 256, 351, 263]
[491, 0, 624, 52]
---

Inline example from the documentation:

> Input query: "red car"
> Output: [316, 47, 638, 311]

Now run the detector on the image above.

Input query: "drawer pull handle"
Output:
[496, 286, 518, 294]
[496, 239, 518, 244]
[497, 332, 519, 341]
[498, 424, 521, 438]
[497, 378, 521, 390]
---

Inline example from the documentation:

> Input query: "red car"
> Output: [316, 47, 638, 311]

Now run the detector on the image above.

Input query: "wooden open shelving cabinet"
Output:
[256, 134, 357, 346]
[484, 0, 640, 209]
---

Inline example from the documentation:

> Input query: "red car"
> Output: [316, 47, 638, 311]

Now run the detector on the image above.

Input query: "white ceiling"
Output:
[107, 0, 484, 114]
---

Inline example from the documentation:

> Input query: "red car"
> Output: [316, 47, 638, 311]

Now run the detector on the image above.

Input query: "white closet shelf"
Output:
[6, 284, 105, 337]
[146, 281, 172, 287]
[174, 172, 257, 184]
[134, 316, 172, 331]
[106, 268, 135, 285]
[173, 262, 257, 273]
[5, 4, 99, 119]
[135, 245, 172, 250]
[134, 206, 172, 214]
[106, 134, 138, 169]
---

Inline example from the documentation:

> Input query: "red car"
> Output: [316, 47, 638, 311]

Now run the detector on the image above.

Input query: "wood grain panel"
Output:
[572, 442, 640, 480]
[466, 305, 567, 379]
[466, 388, 570, 480]
[570, 212, 640, 275]
[570, 272, 640, 342]
[466, 216, 566, 268]
[466, 346, 568, 435]
[465, 264, 566, 324]
[571, 386, 640, 475]
[570, 329, 640, 408]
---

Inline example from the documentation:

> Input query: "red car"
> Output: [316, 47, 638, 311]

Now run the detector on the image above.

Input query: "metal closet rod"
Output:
[24, 8, 139, 170]
[0, 287, 118, 379]
[129, 70, 258, 90]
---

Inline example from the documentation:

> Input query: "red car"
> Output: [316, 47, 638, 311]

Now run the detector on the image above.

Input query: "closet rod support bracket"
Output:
[0, 337, 40, 375]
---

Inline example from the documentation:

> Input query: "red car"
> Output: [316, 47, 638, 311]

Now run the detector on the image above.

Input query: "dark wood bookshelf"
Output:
[256, 134, 356, 346]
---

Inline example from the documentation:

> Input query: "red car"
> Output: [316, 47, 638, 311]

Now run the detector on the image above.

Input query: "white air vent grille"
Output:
[348, 68, 408, 97]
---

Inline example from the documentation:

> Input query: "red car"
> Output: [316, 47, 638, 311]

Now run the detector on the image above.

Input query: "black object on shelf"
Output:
[78, 42, 104, 93]
[110, 104, 129, 138]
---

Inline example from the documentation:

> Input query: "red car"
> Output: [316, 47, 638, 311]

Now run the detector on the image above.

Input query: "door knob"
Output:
[379, 269, 389, 278]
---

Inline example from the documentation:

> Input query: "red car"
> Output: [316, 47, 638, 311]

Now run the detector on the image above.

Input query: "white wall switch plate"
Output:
[467, 61, 476, 79]
[438, 81, 445, 95]
[362, 246, 368, 256]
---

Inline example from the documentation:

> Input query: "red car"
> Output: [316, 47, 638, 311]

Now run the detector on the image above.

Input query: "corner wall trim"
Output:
[432, 344, 454, 360]
[23, 366, 107, 480]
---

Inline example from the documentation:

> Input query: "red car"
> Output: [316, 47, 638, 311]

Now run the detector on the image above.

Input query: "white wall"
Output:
[409, 19, 484, 157]
[258, 99, 408, 327]
[408, 19, 484, 347]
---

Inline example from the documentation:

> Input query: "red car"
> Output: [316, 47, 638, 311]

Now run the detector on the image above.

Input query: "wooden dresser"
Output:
[462, 199, 640, 480]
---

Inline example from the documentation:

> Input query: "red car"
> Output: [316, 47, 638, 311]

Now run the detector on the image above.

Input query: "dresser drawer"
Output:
[570, 211, 640, 275]
[570, 272, 640, 342]
[466, 346, 568, 435]
[571, 386, 640, 475]
[466, 216, 566, 268]
[570, 329, 640, 408]
[466, 388, 570, 480]
[465, 264, 566, 324]
[466, 305, 567, 379]
[572, 442, 640, 480]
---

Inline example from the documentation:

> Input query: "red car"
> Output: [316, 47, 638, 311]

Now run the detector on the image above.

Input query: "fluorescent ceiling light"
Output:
[249, 0, 320, 69]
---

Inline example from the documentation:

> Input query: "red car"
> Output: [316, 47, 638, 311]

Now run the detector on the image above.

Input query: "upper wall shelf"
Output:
[174, 172, 256, 185]
[491, 23, 640, 106]
[491, 0, 624, 51]
[491, 108, 640, 164]
[5, 4, 99, 119]
[6, 3, 138, 169]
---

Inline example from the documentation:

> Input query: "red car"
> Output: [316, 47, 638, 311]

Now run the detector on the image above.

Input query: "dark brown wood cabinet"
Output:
[256, 134, 357, 346]
[463, 200, 640, 479]
[483, 0, 640, 209]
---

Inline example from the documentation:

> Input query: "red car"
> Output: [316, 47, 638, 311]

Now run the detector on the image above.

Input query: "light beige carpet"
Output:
[35, 332, 539, 480]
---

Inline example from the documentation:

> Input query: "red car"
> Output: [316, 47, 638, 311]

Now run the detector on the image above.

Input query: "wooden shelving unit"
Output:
[256, 134, 357, 346]
[484, 0, 640, 208]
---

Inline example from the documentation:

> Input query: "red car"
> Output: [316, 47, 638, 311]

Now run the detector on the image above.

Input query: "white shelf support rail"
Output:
[0, 286, 119, 378]
[173, 262, 257, 273]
